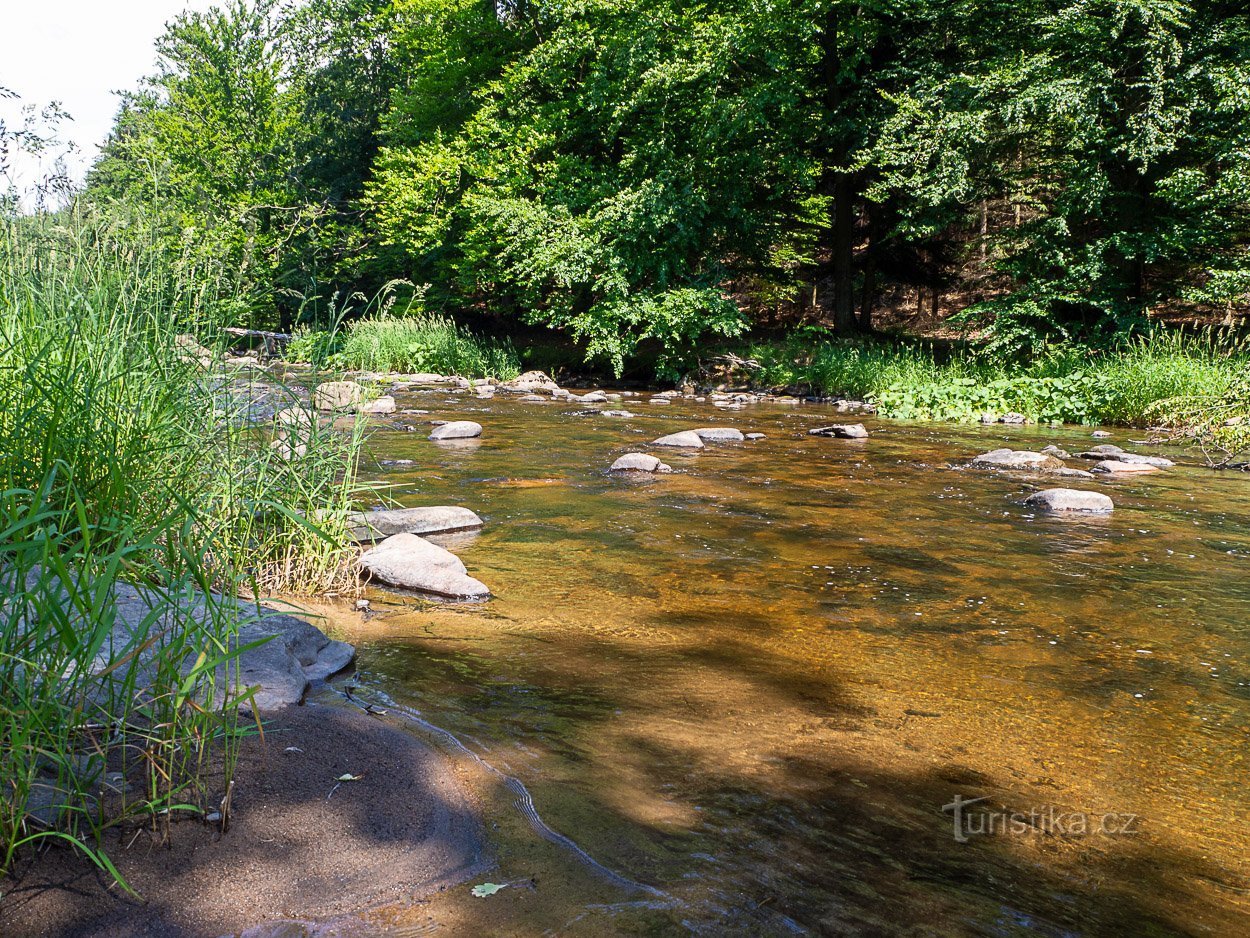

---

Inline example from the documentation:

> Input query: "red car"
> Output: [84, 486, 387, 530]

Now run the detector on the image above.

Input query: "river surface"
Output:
[308, 387, 1250, 936]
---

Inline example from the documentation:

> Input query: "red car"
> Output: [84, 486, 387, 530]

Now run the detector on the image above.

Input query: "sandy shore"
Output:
[0, 701, 485, 938]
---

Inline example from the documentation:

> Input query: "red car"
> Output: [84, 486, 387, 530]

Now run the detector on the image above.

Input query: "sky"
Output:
[1, 1, 218, 191]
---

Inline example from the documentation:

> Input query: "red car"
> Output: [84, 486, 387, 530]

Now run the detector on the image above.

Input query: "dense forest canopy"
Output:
[82, 0, 1250, 371]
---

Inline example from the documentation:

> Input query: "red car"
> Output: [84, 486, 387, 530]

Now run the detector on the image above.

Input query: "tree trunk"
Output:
[820, 3, 859, 334]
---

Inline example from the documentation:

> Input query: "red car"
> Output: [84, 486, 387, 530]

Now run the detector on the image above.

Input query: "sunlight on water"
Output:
[316, 388, 1250, 935]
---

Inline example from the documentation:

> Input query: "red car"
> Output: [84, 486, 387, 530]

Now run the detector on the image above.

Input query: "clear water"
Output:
[313, 389, 1250, 936]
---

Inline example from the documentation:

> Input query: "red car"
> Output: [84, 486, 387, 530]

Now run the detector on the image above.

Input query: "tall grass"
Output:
[288, 314, 522, 379]
[0, 209, 367, 886]
[736, 328, 1250, 427]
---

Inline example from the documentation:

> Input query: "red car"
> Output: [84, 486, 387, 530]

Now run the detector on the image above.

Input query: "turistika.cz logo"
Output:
[942, 795, 1142, 843]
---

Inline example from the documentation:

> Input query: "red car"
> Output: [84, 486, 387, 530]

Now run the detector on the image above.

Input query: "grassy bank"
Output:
[288, 314, 521, 379]
[0, 212, 367, 883]
[732, 328, 1250, 429]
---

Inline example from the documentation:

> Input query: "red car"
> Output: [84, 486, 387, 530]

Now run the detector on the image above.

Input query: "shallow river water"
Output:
[307, 388, 1249, 936]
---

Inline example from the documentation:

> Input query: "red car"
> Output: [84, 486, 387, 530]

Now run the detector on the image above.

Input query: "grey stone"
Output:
[359, 395, 397, 415]
[359, 533, 490, 600]
[602, 410, 636, 418]
[652, 431, 705, 448]
[348, 506, 484, 543]
[580, 390, 608, 403]
[809, 423, 869, 439]
[1077, 450, 1173, 467]
[1001, 412, 1027, 425]
[1041, 445, 1072, 459]
[1025, 488, 1115, 514]
[1091, 460, 1161, 474]
[746, 433, 766, 440]
[500, 370, 561, 394]
[429, 420, 482, 441]
[1092, 430, 1113, 438]
[609, 453, 672, 473]
[970, 449, 1066, 471]
[693, 427, 745, 442]
[314, 381, 365, 412]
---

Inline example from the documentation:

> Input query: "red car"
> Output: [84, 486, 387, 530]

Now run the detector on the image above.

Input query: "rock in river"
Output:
[359, 533, 490, 600]
[1091, 460, 1160, 474]
[579, 390, 608, 403]
[971, 449, 1065, 472]
[609, 453, 672, 473]
[652, 430, 705, 448]
[1077, 448, 1173, 467]
[429, 420, 483, 441]
[1024, 488, 1115, 514]
[359, 395, 397, 415]
[314, 380, 365, 412]
[810, 423, 869, 439]
[693, 427, 745, 442]
[500, 370, 561, 394]
[348, 506, 484, 542]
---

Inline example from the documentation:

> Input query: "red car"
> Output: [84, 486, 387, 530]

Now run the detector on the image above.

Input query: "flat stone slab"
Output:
[971, 449, 1065, 471]
[429, 420, 482, 441]
[809, 424, 869, 439]
[692, 427, 745, 442]
[1091, 460, 1160, 474]
[1077, 450, 1173, 467]
[1025, 488, 1115, 514]
[652, 431, 705, 448]
[359, 395, 397, 415]
[359, 533, 490, 600]
[348, 506, 484, 543]
[609, 453, 672, 473]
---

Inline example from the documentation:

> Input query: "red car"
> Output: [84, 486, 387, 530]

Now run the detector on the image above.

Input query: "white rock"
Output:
[429, 421, 483, 441]
[500, 370, 561, 394]
[314, 381, 365, 411]
[1024, 489, 1115, 514]
[693, 427, 745, 442]
[580, 390, 608, 403]
[348, 506, 484, 542]
[359, 533, 490, 600]
[652, 431, 705, 448]
[609, 453, 672, 473]
[359, 395, 397, 415]
[1091, 460, 1160, 474]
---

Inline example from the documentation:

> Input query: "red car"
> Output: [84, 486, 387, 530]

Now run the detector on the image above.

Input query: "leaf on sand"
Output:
[336, 773, 363, 782]
[471, 882, 507, 898]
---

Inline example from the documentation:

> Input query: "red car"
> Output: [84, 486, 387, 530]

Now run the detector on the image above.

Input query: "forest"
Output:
[80, 0, 1250, 375]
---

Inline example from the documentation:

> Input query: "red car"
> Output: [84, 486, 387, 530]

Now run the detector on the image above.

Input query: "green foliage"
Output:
[736, 328, 1249, 427]
[289, 315, 522, 378]
[0, 209, 368, 880]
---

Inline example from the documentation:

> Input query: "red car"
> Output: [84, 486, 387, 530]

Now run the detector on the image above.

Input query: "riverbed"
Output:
[313, 388, 1249, 936]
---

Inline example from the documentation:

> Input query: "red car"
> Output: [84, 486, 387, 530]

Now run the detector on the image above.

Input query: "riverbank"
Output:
[0, 700, 484, 938]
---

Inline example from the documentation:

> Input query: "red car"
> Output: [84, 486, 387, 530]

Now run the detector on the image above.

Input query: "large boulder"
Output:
[652, 431, 705, 448]
[359, 533, 490, 600]
[1024, 488, 1115, 514]
[500, 370, 561, 394]
[609, 453, 672, 473]
[810, 424, 869, 439]
[314, 381, 365, 412]
[429, 420, 483, 441]
[348, 506, 484, 542]
[971, 449, 1065, 472]
[692, 427, 745, 442]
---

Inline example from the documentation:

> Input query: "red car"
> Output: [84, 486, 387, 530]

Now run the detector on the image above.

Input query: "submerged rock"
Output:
[602, 410, 636, 418]
[652, 430, 705, 448]
[429, 420, 483, 441]
[348, 506, 484, 542]
[1077, 449, 1173, 467]
[359, 533, 490, 600]
[500, 370, 561, 394]
[692, 427, 745, 442]
[971, 449, 1065, 471]
[810, 423, 869, 439]
[314, 381, 366, 412]
[609, 453, 672, 473]
[1025, 488, 1115, 514]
